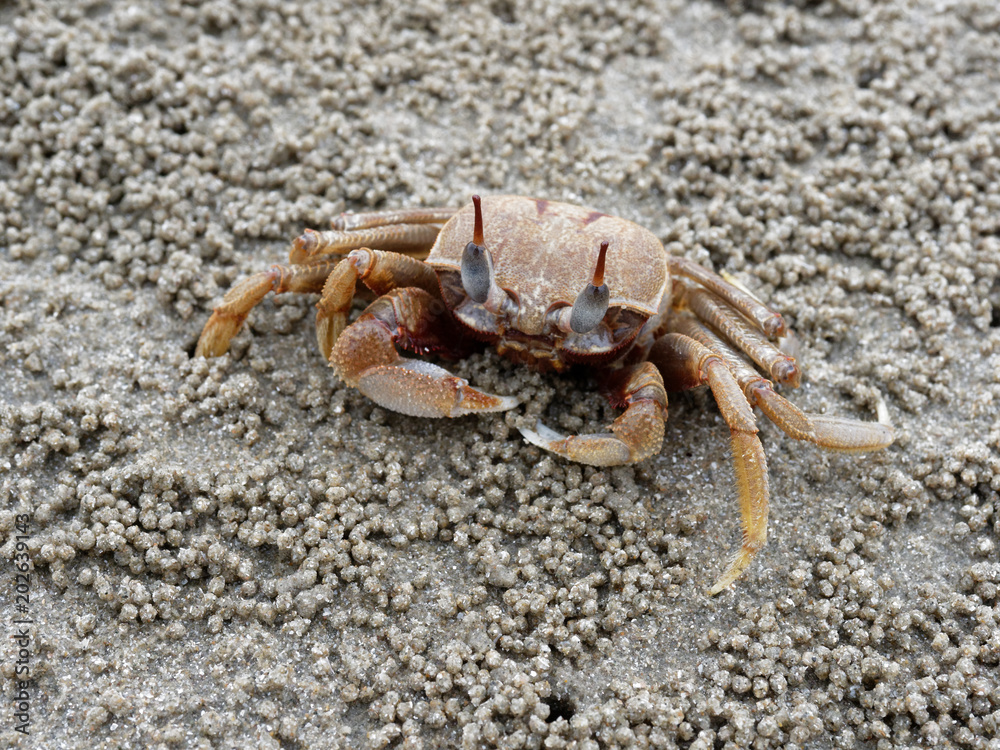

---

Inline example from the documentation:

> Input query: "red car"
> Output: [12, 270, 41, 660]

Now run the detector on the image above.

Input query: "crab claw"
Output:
[330, 287, 520, 419]
[358, 359, 520, 418]
[518, 363, 667, 466]
[519, 420, 632, 466]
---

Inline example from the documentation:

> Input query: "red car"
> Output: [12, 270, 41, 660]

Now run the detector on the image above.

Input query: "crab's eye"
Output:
[461, 194, 493, 304]
[569, 240, 611, 334]
[462, 241, 491, 303]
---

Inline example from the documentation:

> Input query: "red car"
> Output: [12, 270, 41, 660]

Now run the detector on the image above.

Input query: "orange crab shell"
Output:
[425, 196, 670, 336]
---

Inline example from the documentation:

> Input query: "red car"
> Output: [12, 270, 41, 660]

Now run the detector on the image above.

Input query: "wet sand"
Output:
[2, 1, 999, 748]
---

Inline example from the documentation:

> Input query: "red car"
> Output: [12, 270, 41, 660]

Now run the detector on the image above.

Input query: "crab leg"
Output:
[669, 315, 894, 452]
[329, 287, 518, 418]
[292, 206, 455, 262]
[290, 223, 444, 264]
[198, 207, 449, 357]
[669, 257, 786, 338]
[674, 283, 800, 387]
[332, 206, 459, 231]
[519, 362, 667, 466]
[196, 259, 340, 358]
[648, 332, 769, 596]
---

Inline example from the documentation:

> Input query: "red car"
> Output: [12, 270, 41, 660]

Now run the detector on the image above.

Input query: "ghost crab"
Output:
[197, 195, 893, 594]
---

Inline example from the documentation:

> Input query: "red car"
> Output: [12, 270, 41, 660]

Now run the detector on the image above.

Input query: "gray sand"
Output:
[2, 0, 999, 748]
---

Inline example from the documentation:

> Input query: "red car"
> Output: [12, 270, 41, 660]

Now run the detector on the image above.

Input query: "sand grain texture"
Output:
[2, 1, 1000, 748]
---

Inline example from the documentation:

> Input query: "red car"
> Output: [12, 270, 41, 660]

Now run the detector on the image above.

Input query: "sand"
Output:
[2, 0, 999, 748]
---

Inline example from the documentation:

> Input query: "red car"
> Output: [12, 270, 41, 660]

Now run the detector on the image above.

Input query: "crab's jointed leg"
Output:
[520, 361, 667, 467]
[673, 282, 800, 387]
[292, 206, 456, 263]
[195, 259, 340, 358]
[332, 206, 459, 232]
[328, 286, 517, 418]
[668, 314, 894, 452]
[669, 256, 787, 338]
[197, 207, 453, 358]
[290, 223, 445, 264]
[648, 332, 769, 596]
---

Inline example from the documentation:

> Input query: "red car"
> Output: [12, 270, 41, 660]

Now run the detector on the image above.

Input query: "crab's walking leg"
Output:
[519, 362, 667, 467]
[196, 259, 340, 358]
[329, 287, 517, 418]
[291, 223, 445, 264]
[669, 257, 787, 338]
[291, 203, 456, 264]
[669, 315, 894, 452]
[332, 206, 459, 231]
[291, 206, 457, 264]
[649, 332, 769, 596]
[674, 283, 800, 387]
[198, 208, 450, 357]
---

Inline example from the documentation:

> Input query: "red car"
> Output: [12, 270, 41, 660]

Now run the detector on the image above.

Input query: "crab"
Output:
[196, 195, 893, 594]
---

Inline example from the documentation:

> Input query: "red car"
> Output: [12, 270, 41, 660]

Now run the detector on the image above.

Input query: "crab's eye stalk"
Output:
[461, 194, 492, 303]
[569, 240, 611, 334]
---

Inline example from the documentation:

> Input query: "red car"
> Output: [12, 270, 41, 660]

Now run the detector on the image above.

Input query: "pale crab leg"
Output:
[314, 248, 443, 360]
[196, 258, 340, 358]
[290, 223, 444, 264]
[648, 332, 769, 596]
[329, 287, 518, 418]
[674, 282, 800, 387]
[332, 206, 459, 231]
[669, 315, 894, 452]
[294, 206, 457, 262]
[197, 209, 449, 357]
[519, 362, 667, 466]
[669, 257, 786, 338]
